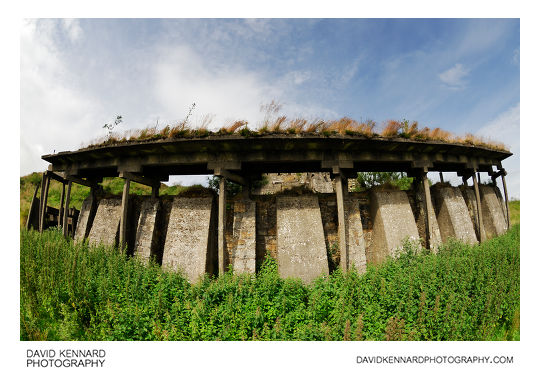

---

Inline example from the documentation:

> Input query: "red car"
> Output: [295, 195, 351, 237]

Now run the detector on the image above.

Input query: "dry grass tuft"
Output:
[223, 120, 248, 133]
[429, 127, 453, 142]
[381, 120, 402, 137]
[81, 113, 509, 152]
[270, 116, 287, 133]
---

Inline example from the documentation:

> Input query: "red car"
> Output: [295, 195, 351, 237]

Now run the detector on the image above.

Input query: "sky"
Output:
[20, 18, 520, 197]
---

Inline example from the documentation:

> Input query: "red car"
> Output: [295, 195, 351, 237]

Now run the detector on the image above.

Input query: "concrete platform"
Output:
[276, 195, 329, 283]
[480, 185, 508, 239]
[433, 187, 478, 245]
[346, 198, 367, 273]
[87, 198, 122, 247]
[133, 198, 161, 263]
[369, 190, 420, 264]
[162, 197, 217, 283]
[230, 199, 257, 273]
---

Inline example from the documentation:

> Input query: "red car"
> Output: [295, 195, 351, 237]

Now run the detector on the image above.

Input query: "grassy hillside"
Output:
[509, 200, 520, 226]
[19, 172, 195, 227]
[21, 225, 520, 341]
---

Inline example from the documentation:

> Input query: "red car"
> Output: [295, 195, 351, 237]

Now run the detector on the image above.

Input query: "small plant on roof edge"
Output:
[103, 115, 123, 138]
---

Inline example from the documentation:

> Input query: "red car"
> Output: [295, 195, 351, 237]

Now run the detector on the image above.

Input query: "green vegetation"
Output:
[354, 172, 413, 191]
[19, 173, 199, 227]
[509, 200, 520, 226]
[21, 225, 519, 341]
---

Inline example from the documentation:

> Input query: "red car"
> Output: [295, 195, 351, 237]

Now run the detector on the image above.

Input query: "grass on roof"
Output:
[83, 116, 509, 152]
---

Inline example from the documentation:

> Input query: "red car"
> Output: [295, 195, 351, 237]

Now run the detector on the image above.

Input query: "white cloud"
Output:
[152, 45, 277, 129]
[20, 19, 101, 175]
[61, 19, 82, 43]
[476, 103, 520, 198]
[438, 63, 470, 89]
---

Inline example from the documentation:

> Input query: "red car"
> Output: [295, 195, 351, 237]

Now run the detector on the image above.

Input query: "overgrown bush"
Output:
[21, 225, 520, 341]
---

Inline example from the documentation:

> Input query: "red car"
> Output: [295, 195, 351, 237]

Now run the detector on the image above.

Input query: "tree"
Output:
[354, 172, 413, 191]
[207, 175, 243, 195]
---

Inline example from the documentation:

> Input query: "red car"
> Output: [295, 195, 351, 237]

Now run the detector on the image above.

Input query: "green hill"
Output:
[19, 172, 195, 227]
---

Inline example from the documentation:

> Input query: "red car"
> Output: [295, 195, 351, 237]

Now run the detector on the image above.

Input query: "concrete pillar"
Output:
[501, 172, 510, 229]
[38, 173, 46, 229]
[58, 182, 65, 228]
[335, 172, 348, 271]
[39, 173, 50, 232]
[421, 172, 432, 250]
[472, 171, 485, 242]
[119, 178, 130, 249]
[151, 185, 159, 198]
[218, 176, 227, 275]
[62, 180, 72, 237]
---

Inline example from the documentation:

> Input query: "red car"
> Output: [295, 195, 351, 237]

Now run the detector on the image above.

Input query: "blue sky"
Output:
[20, 18, 520, 197]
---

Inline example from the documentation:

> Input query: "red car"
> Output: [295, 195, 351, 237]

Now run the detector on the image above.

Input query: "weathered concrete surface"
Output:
[433, 187, 478, 245]
[74, 195, 95, 242]
[480, 185, 508, 239]
[460, 187, 486, 241]
[493, 185, 509, 227]
[87, 198, 122, 247]
[133, 198, 161, 263]
[276, 195, 329, 283]
[368, 190, 419, 264]
[230, 199, 257, 273]
[346, 198, 367, 273]
[162, 197, 217, 283]
[414, 184, 442, 252]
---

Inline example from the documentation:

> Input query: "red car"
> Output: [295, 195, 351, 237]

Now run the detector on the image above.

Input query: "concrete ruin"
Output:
[369, 190, 420, 263]
[36, 133, 512, 283]
[161, 197, 217, 282]
[276, 195, 329, 283]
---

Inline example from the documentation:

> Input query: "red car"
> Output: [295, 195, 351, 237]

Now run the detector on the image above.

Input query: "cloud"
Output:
[475, 103, 520, 198]
[438, 63, 470, 89]
[151, 45, 277, 129]
[61, 19, 82, 43]
[20, 19, 101, 175]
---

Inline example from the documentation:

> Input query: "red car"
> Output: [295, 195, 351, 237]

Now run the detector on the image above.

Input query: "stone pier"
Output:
[276, 195, 329, 283]
[368, 190, 420, 264]
[346, 198, 367, 273]
[480, 185, 508, 239]
[230, 199, 257, 273]
[133, 198, 161, 263]
[74, 195, 95, 242]
[433, 186, 478, 245]
[87, 198, 122, 247]
[162, 197, 217, 283]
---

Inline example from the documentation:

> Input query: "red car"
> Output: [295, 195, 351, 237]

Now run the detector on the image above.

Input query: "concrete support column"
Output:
[62, 181, 72, 237]
[39, 173, 51, 232]
[218, 176, 227, 275]
[38, 173, 46, 228]
[335, 172, 348, 271]
[151, 185, 159, 198]
[472, 170, 485, 242]
[500, 170, 511, 229]
[58, 182, 65, 228]
[119, 178, 130, 249]
[421, 171, 432, 250]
